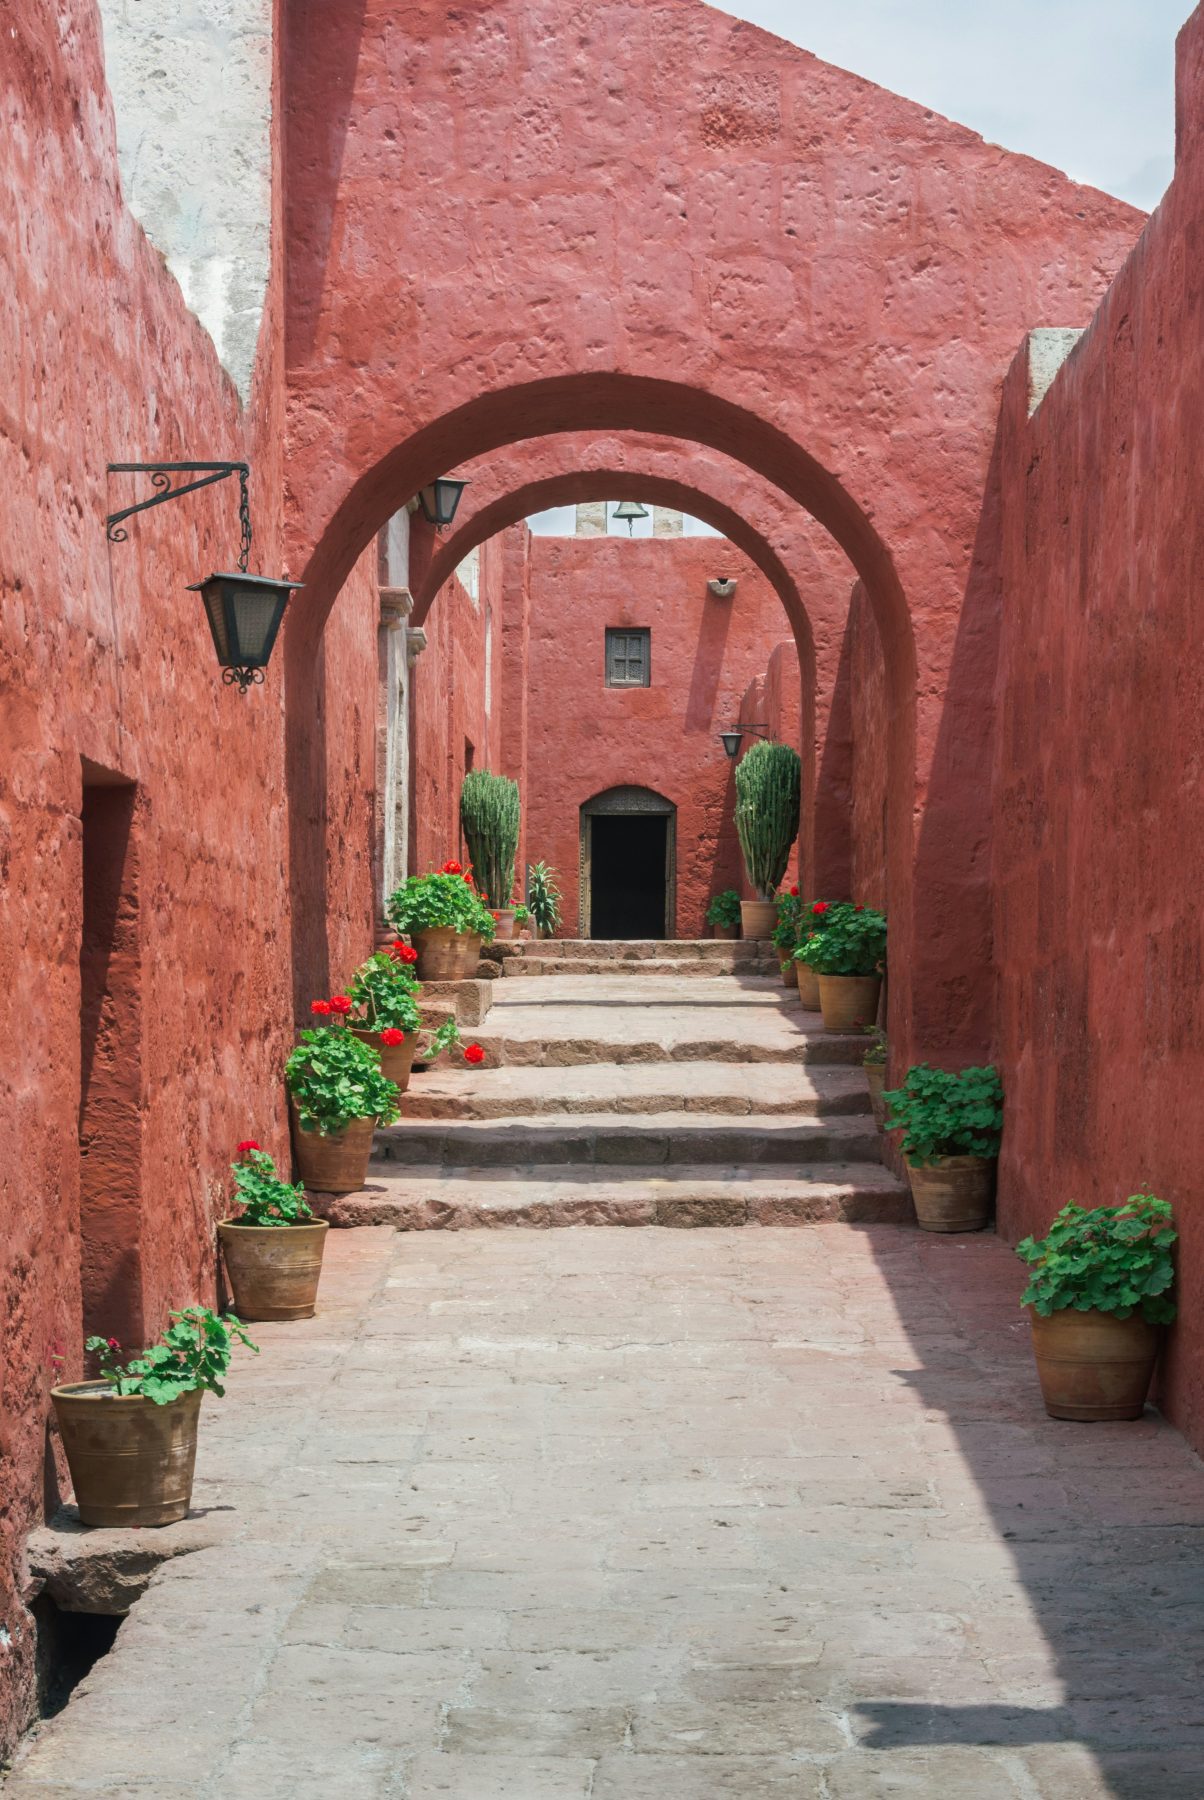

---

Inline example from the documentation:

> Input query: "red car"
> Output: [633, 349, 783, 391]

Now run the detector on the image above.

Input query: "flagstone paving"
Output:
[9, 1224, 1204, 1798]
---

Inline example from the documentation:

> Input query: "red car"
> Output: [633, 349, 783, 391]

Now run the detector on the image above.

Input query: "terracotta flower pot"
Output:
[905, 1154, 993, 1233]
[350, 1027, 417, 1092]
[780, 960, 795, 987]
[795, 960, 821, 1010]
[289, 1102, 376, 1194]
[413, 928, 483, 982]
[1030, 1308, 1159, 1421]
[864, 1063, 886, 1129]
[818, 972, 882, 1033]
[740, 899, 777, 939]
[52, 1382, 202, 1528]
[492, 909, 516, 940]
[218, 1220, 329, 1321]
[712, 923, 738, 940]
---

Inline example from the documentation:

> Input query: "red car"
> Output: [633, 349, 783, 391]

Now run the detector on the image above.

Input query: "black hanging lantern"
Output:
[417, 477, 469, 529]
[105, 460, 301, 694]
[187, 571, 302, 693]
[718, 723, 769, 759]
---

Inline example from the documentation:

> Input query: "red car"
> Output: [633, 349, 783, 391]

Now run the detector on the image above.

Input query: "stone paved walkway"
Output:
[8, 1225, 1204, 1798]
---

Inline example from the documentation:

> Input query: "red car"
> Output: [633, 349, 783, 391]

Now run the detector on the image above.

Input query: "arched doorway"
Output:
[580, 787, 676, 940]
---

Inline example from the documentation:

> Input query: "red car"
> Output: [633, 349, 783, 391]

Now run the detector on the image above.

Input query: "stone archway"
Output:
[580, 786, 677, 940]
[282, 0, 1140, 1063]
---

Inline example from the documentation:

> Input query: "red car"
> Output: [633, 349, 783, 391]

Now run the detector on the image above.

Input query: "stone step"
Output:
[464, 1023, 862, 1067]
[374, 1112, 881, 1168]
[495, 938, 776, 963]
[320, 1163, 910, 1230]
[402, 1062, 872, 1120]
[503, 955, 787, 979]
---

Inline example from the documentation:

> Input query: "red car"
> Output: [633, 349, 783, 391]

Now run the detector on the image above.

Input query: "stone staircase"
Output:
[324, 941, 910, 1230]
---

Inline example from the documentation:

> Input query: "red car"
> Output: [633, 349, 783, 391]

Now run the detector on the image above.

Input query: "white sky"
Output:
[529, 1, 1186, 537]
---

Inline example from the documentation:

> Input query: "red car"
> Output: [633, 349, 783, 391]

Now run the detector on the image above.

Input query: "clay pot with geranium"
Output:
[286, 1016, 401, 1194]
[1018, 1193, 1176, 1421]
[883, 1063, 1002, 1232]
[218, 1144, 329, 1321]
[706, 889, 742, 939]
[345, 946, 469, 1083]
[791, 900, 837, 1010]
[52, 1309, 257, 1527]
[800, 902, 886, 1031]
[387, 863, 496, 981]
[773, 887, 802, 984]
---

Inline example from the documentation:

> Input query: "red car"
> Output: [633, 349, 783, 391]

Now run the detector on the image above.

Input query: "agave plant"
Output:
[526, 860, 562, 936]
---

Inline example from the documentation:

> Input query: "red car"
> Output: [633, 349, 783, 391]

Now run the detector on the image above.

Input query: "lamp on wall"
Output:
[416, 477, 469, 529]
[105, 461, 302, 694]
[612, 500, 649, 536]
[718, 723, 770, 759]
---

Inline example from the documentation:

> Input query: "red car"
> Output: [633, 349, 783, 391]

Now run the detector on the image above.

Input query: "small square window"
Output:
[605, 628, 651, 688]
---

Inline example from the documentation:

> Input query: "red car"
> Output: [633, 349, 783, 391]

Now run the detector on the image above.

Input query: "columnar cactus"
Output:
[734, 740, 800, 899]
[460, 771, 521, 908]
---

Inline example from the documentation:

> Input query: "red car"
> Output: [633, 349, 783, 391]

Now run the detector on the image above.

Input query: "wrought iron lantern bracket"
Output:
[106, 462, 252, 553]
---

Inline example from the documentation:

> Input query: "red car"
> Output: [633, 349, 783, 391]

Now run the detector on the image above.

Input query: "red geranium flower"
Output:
[329, 995, 353, 1015]
[812, 902, 829, 916]
[463, 1043, 486, 1065]
[236, 1139, 261, 1155]
[789, 885, 799, 897]
[310, 999, 333, 1016]
[379, 1028, 406, 1047]
[441, 859, 462, 875]
[390, 940, 418, 964]
[106, 1337, 120, 1351]
[855, 905, 864, 913]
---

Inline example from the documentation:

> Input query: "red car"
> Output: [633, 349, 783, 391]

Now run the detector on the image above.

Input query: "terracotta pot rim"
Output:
[290, 1114, 381, 1138]
[51, 1381, 201, 1407]
[905, 1153, 994, 1171]
[1026, 1303, 1160, 1327]
[218, 1218, 330, 1234]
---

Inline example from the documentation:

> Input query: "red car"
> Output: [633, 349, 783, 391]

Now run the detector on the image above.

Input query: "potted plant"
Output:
[51, 1308, 257, 1527]
[387, 863, 496, 980]
[286, 1023, 400, 1193]
[734, 740, 800, 938]
[883, 1063, 1003, 1232]
[791, 900, 833, 1010]
[705, 889, 742, 939]
[347, 945, 423, 1088]
[772, 887, 801, 984]
[217, 1144, 329, 1322]
[526, 861, 562, 939]
[803, 902, 886, 1031]
[514, 904, 532, 940]
[861, 1025, 888, 1129]
[1018, 1194, 1176, 1421]
[461, 771, 520, 934]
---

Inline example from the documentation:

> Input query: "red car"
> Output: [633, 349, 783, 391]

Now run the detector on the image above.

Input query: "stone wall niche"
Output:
[78, 765, 145, 1351]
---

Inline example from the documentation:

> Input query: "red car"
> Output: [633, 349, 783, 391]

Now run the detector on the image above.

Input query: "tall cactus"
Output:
[460, 771, 521, 908]
[734, 740, 800, 898]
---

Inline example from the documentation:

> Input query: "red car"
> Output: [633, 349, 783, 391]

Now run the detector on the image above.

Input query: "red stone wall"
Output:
[993, 10, 1204, 1446]
[0, 0, 379, 1750]
[521, 533, 802, 935]
[410, 542, 506, 876]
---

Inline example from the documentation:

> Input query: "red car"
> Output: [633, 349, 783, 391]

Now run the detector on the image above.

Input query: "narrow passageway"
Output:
[10, 1224, 1204, 1798]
